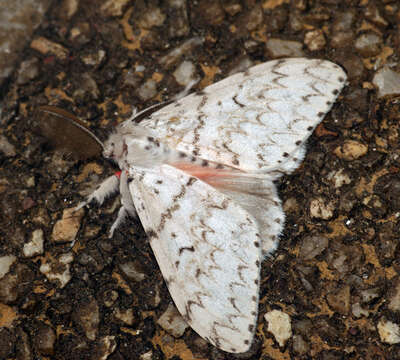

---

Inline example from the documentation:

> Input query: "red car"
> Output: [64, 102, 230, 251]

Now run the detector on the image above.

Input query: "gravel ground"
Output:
[1, 0, 400, 359]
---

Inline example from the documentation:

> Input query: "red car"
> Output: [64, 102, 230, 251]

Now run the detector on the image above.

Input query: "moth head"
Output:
[103, 132, 126, 162]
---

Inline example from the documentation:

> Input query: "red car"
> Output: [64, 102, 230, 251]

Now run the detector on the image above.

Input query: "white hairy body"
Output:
[77, 58, 346, 353]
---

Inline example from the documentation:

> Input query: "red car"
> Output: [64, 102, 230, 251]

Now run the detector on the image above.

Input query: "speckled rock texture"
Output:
[1, 0, 400, 359]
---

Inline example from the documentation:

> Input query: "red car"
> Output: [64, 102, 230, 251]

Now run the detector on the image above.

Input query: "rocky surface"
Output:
[1, 0, 400, 359]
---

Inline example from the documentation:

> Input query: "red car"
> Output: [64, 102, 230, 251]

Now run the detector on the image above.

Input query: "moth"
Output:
[56, 58, 346, 353]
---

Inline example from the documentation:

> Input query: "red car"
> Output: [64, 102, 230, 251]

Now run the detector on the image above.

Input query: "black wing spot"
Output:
[295, 140, 302, 145]
[317, 111, 324, 117]
[282, 152, 289, 157]
[254, 241, 260, 248]
[202, 160, 209, 167]
[333, 89, 339, 95]
[307, 126, 313, 131]
[179, 246, 195, 255]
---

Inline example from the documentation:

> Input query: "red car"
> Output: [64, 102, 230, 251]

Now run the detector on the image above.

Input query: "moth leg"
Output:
[75, 174, 120, 211]
[109, 170, 137, 238]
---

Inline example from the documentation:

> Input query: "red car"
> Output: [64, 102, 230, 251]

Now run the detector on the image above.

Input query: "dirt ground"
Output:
[1, 0, 400, 359]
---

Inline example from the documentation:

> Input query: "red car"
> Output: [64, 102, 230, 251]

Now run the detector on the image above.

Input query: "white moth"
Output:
[76, 58, 346, 353]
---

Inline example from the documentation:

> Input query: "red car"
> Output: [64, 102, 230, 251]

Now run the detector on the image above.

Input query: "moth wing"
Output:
[129, 164, 262, 353]
[140, 58, 346, 174]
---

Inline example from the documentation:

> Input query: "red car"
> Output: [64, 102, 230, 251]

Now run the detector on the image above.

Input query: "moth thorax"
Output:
[125, 135, 171, 168]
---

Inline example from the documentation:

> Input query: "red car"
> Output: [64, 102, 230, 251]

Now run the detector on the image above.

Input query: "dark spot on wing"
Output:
[202, 160, 209, 167]
[179, 246, 195, 255]
[187, 177, 197, 186]
[333, 89, 339, 95]
[254, 241, 260, 248]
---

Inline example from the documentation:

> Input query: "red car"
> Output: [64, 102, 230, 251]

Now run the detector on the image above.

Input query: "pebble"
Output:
[334, 140, 368, 161]
[100, 0, 130, 17]
[372, 66, 400, 98]
[118, 261, 146, 282]
[354, 32, 382, 57]
[264, 309, 292, 347]
[326, 284, 350, 315]
[298, 235, 329, 260]
[309, 197, 335, 220]
[52, 207, 84, 243]
[72, 298, 100, 340]
[388, 279, 400, 311]
[0, 255, 16, 279]
[33, 322, 56, 355]
[157, 304, 189, 338]
[137, 79, 157, 101]
[17, 57, 39, 85]
[39, 252, 74, 288]
[173, 60, 198, 86]
[159, 37, 204, 68]
[304, 29, 326, 51]
[30, 36, 69, 60]
[23, 229, 44, 257]
[0, 135, 16, 157]
[377, 318, 400, 344]
[265, 38, 304, 58]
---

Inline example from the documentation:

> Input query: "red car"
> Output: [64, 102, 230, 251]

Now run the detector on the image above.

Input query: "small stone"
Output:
[372, 67, 400, 98]
[377, 318, 400, 344]
[388, 279, 400, 311]
[334, 140, 368, 161]
[137, 79, 157, 101]
[33, 322, 56, 355]
[72, 298, 100, 340]
[196, 0, 225, 26]
[114, 307, 135, 326]
[167, 0, 189, 38]
[265, 39, 304, 58]
[173, 60, 198, 86]
[52, 207, 84, 243]
[92, 336, 116, 360]
[73, 72, 100, 100]
[330, 31, 354, 48]
[354, 32, 382, 57]
[0, 255, 16, 279]
[309, 197, 335, 220]
[103, 289, 118, 307]
[23, 229, 44, 257]
[304, 29, 326, 51]
[222, 1, 242, 16]
[326, 284, 350, 315]
[352, 302, 369, 318]
[298, 235, 329, 260]
[159, 37, 204, 68]
[0, 135, 16, 157]
[327, 169, 352, 188]
[264, 310, 292, 347]
[81, 50, 106, 67]
[157, 304, 189, 338]
[119, 261, 146, 282]
[17, 57, 39, 85]
[0, 263, 34, 304]
[100, 0, 130, 17]
[30, 36, 69, 60]
[360, 287, 380, 303]
[292, 334, 309, 355]
[137, 7, 166, 28]
[40, 253, 74, 288]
